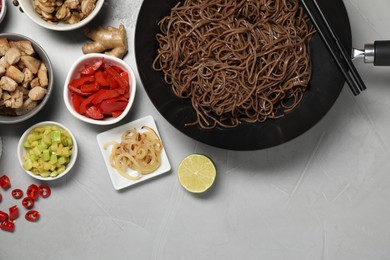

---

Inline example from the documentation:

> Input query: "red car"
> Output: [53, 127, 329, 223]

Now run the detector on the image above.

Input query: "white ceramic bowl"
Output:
[0, 0, 7, 24]
[17, 121, 78, 181]
[63, 53, 136, 125]
[19, 0, 104, 31]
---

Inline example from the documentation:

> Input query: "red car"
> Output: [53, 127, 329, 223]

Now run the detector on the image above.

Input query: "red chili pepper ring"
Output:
[22, 197, 34, 209]
[38, 185, 51, 198]
[26, 184, 39, 200]
[25, 210, 40, 222]
[11, 188, 23, 199]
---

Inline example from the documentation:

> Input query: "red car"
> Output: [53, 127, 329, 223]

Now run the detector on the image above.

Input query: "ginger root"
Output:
[82, 24, 128, 59]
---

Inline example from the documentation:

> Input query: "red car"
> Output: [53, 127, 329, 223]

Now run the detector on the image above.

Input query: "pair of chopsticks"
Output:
[300, 0, 366, 95]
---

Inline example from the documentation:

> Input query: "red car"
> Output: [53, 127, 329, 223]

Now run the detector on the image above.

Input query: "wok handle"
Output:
[364, 41, 390, 66]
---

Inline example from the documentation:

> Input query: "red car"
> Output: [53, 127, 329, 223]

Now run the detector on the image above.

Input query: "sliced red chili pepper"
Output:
[69, 75, 95, 88]
[106, 73, 119, 90]
[99, 101, 128, 115]
[80, 81, 100, 93]
[95, 70, 109, 87]
[22, 197, 35, 209]
[71, 93, 85, 114]
[79, 93, 97, 115]
[25, 210, 40, 222]
[9, 205, 18, 221]
[80, 58, 104, 75]
[120, 71, 129, 82]
[11, 188, 23, 199]
[1, 220, 15, 232]
[105, 66, 129, 92]
[106, 96, 128, 103]
[85, 105, 104, 119]
[92, 89, 120, 106]
[38, 185, 51, 198]
[68, 84, 93, 97]
[0, 175, 11, 190]
[0, 210, 8, 222]
[109, 65, 124, 73]
[26, 184, 39, 200]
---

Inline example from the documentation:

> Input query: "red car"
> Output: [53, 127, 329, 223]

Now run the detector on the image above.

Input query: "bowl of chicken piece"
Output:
[0, 33, 53, 124]
[19, 0, 104, 31]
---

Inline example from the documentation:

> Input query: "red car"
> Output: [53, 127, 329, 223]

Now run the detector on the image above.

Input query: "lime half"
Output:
[178, 154, 216, 193]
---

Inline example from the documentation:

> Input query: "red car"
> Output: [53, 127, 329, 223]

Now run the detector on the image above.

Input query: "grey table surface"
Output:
[1, 0, 390, 259]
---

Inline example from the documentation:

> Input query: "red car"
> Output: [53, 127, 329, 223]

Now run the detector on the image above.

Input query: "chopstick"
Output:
[300, 0, 366, 95]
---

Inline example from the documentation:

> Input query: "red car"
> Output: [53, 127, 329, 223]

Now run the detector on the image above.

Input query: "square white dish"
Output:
[96, 115, 171, 190]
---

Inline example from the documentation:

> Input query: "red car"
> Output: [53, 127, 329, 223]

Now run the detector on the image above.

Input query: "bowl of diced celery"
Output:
[17, 121, 78, 180]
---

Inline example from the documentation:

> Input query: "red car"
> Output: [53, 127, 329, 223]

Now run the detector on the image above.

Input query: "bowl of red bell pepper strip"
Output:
[63, 53, 136, 125]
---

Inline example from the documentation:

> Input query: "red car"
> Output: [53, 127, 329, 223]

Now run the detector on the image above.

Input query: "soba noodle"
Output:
[153, 0, 315, 129]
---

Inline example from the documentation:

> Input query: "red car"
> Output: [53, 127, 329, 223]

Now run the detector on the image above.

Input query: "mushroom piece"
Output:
[81, 0, 96, 16]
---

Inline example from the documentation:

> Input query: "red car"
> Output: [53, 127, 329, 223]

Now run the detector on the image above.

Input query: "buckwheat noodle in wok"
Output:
[153, 0, 315, 129]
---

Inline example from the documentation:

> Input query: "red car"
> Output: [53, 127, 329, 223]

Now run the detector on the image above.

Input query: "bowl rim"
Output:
[0, 32, 54, 124]
[63, 53, 137, 125]
[17, 121, 78, 181]
[0, 0, 7, 24]
[18, 0, 105, 31]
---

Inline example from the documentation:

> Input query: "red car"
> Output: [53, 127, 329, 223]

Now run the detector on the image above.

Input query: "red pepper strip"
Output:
[26, 184, 39, 200]
[1, 220, 15, 232]
[95, 70, 109, 87]
[85, 106, 104, 119]
[0, 175, 11, 190]
[11, 189, 23, 199]
[0, 210, 8, 222]
[80, 81, 100, 93]
[99, 101, 128, 115]
[9, 205, 18, 221]
[92, 89, 120, 106]
[80, 58, 104, 76]
[79, 93, 97, 115]
[68, 84, 93, 97]
[110, 65, 124, 73]
[111, 111, 123, 118]
[22, 197, 34, 209]
[106, 96, 128, 103]
[71, 93, 85, 114]
[106, 73, 119, 90]
[38, 185, 51, 198]
[105, 66, 129, 92]
[25, 210, 40, 222]
[0, 193, 2, 202]
[69, 76, 95, 88]
[120, 71, 129, 82]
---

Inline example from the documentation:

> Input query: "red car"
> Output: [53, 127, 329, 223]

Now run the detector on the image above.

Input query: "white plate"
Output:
[96, 115, 171, 190]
